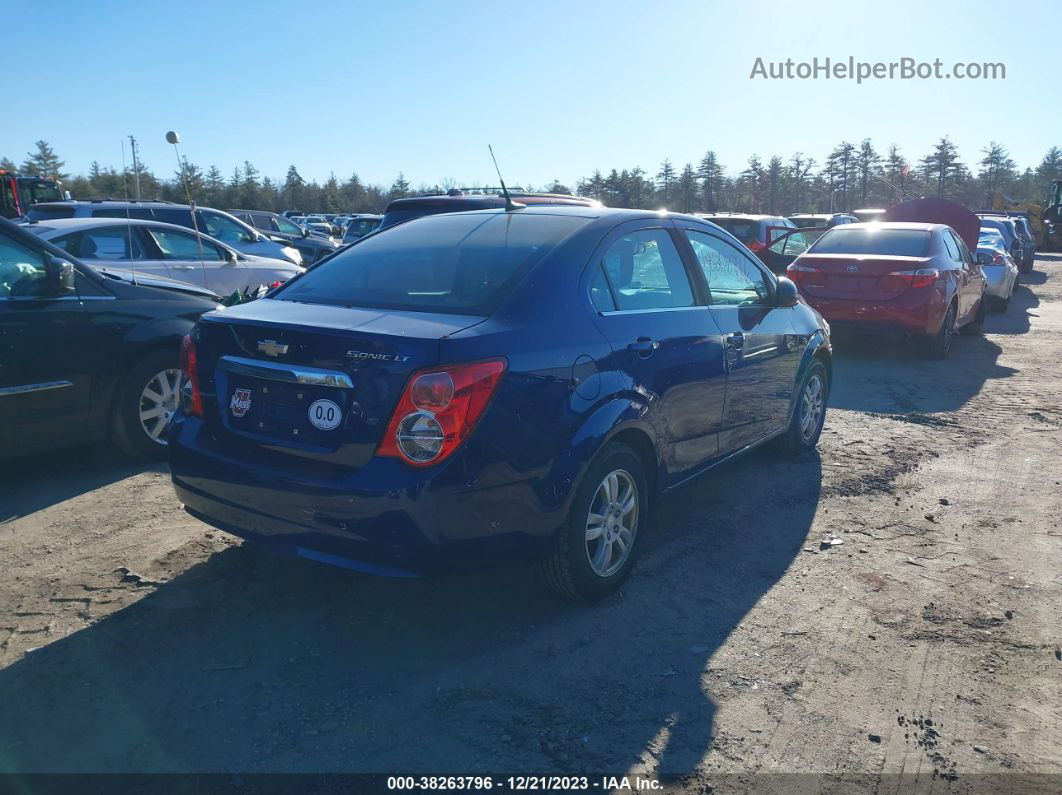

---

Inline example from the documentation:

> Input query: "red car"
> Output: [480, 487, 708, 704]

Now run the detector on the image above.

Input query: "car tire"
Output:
[962, 294, 987, 335]
[777, 360, 829, 457]
[113, 349, 181, 461]
[923, 301, 957, 359]
[538, 441, 648, 602]
[1019, 259, 1033, 275]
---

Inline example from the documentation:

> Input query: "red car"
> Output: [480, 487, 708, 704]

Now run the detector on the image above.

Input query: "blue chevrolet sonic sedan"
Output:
[169, 206, 831, 600]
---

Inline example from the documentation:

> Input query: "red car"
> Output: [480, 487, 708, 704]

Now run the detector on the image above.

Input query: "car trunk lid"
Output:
[194, 298, 485, 468]
[788, 254, 934, 301]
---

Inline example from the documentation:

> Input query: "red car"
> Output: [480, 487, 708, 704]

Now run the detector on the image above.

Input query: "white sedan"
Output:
[29, 217, 303, 297]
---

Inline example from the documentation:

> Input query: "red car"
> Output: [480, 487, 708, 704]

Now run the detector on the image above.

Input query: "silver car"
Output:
[976, 228, 1020, 312]
[29, 218, 303, 296]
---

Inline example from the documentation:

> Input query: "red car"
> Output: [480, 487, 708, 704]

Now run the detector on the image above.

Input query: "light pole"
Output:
[164, 130, 207, 285]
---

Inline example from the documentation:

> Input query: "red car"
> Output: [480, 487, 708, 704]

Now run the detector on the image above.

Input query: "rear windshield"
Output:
[702, 218, 759, 242]
[345, 218, 379, 238]
[810, 227, 931, 257]
[26, 205, 75, 221]
[276, 212, 589, 315]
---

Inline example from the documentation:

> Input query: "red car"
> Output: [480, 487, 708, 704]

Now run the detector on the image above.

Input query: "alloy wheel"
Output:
[585, 469, 638, 578]
[139, 368, 180, 446]
[800, 373, 825, 443]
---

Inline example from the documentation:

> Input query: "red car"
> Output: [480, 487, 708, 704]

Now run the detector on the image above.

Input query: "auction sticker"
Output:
[308, 398, 342, 430]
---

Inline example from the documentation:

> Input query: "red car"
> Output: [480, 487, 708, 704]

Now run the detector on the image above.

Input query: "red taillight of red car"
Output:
[787, 263, 825, 286]
[377, 359, 507, 467]
[178, 334, 204, 417]
[888, 268, 940, 289]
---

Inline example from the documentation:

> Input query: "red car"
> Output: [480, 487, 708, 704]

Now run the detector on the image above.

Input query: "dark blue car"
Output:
[169, 206, 831, 599]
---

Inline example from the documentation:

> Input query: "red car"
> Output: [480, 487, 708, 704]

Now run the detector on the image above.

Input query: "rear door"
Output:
[676, 223, 803, 453]
[587, 220, 726, 474]
[50, 226, 170, 280]
[760, 225, 816, 274]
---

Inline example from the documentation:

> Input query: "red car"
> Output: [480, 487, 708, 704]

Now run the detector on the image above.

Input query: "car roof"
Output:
[832, 221, 942, 232]
[29, 216, 235, 244]
[31, 217, 189, 231]
[697, 213, 780, 220]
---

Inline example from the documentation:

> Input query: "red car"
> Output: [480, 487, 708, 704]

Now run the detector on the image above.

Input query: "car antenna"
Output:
[488, 145, 524, 212]
[120, 138, 138, 285]
[167, 130, 210, 292]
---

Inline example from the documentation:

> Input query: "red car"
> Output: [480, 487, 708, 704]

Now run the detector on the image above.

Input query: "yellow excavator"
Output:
[990, 179, 1062, 250]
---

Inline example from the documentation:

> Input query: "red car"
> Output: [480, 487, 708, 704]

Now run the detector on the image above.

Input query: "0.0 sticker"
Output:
[307, 398, 342, 430]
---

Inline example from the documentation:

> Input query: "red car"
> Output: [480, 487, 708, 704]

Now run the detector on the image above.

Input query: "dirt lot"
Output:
[1, 257, 1060, 790]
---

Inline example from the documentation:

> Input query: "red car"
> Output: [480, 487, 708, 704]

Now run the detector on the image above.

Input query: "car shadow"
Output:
[990, 277, 1040, 336]
[0, 445, 166, 524]
[828, 325, 1016, 415]
[0, 445, 820, 776]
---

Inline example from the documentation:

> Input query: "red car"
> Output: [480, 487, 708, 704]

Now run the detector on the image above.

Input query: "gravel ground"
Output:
[1, 256, 1059, 791]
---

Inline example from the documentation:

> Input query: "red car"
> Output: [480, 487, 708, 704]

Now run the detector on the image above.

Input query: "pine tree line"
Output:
[577, 139, 1062, 214]
[5, 137, 1062, 216]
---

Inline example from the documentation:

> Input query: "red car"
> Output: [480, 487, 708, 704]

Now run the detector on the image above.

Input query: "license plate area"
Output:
[217, 356, 353, 449]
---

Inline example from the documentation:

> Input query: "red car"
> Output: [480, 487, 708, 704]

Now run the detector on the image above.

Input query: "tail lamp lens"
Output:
[787, 263, 825, 286]
[889, 268, 940, 288]
[377, 359, 506, 467]
[178, 334, 204, 417]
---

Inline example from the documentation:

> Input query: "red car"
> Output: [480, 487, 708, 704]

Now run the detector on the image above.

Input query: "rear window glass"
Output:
[702, 218, 759, 242]
[810, 227, 931, 257]
[277, 212, 589, 315]
[345, 218, 379, 238]
[25, 205, 75, 221]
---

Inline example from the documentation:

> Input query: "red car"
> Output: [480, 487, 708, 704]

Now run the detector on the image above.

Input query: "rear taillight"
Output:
[787, 262, 825, 286]
[993, 253, 1005, 265]
[888, 268, 940, 289]
[377, 359, 506, 467]
[178, 334, 204, 417]
[745, 240, 766, 252]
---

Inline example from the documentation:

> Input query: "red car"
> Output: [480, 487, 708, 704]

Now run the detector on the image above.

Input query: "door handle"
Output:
[725, 332, 745, 348]
[627, 337, 659, 355]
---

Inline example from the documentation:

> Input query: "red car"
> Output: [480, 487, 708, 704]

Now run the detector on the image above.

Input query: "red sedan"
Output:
[786, 222, 987, 358]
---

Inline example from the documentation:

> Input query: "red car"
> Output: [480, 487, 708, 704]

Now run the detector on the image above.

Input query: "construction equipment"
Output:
[1044, 179, 1062, 250]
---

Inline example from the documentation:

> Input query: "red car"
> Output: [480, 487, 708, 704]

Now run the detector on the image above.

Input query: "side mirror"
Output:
[775, 276, 799, 307]
[46, 256, 76, 295]
[301, 227, 310, 238]
[225, 249, 238, 264]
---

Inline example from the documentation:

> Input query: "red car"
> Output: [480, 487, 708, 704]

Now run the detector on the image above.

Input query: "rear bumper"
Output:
[169, 415, 558, 576]
[983, 267, 1011, 299]
[802, 288, 944, 337]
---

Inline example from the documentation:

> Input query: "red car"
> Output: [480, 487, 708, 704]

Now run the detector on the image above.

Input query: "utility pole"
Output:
[128, 135, 141, 201]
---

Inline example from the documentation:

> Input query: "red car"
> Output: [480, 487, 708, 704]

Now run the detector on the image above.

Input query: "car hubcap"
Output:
[800, 373, 825, 442]
[585, 469, 638, 578]
[139, 368, 180, 445]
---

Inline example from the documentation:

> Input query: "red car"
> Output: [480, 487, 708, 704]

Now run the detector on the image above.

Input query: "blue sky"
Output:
[5, 0, 1058, 188]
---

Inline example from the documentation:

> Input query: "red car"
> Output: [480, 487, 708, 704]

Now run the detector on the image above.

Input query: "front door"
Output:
[0, 232, 92, 454]
[677, 225, 803, 454]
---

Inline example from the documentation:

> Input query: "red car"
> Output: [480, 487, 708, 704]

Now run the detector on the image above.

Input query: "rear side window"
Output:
[811, 228, 931, 257]
[589, 265, 615, 312]
[54, 228, 145, 260]
[600, 229, 694, 311]
[277, 212, 590, 315]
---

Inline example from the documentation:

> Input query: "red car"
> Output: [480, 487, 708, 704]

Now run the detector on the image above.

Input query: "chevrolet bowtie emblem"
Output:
[257, 339, 289, 357]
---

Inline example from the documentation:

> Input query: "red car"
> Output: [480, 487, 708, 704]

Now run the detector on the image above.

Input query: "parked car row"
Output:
[4, 188, 1040, 603]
